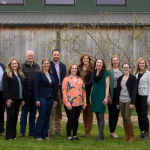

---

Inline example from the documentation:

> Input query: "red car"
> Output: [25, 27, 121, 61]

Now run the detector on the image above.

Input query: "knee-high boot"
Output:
[123, 122, 129, 141]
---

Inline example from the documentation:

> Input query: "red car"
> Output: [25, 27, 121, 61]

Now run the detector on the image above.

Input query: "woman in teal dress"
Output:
[90, 59, 110, 141]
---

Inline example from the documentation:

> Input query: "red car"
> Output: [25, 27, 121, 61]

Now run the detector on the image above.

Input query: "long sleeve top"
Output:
[62, 75, 87, 107]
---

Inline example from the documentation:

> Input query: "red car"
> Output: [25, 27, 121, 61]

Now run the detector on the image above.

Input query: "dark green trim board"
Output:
[0, 0, 149, 12]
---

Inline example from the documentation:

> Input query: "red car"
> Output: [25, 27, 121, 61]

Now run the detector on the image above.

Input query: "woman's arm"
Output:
[131, 76, 137, 105]
[3, 72, 11, 101]
[103, 76, 110, 105]
[62, 78, 71, 108]
[34, 72, 40, 106]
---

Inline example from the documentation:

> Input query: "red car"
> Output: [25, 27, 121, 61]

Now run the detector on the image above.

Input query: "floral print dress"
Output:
[62, 75, 87, 107]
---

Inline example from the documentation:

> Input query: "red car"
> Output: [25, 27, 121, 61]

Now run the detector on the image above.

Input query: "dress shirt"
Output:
[53, 61, 61, 85]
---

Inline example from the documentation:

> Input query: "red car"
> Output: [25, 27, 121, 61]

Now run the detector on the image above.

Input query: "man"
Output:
[0, 62, 5, 137]
[19, 50, 40, 137]
[48, 49, 66, 137]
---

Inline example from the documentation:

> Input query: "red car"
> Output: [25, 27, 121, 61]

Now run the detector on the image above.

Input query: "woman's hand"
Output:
[36, 101, 40, 107]
[6, 99, 13, 107]
[67, 105, 72, 110]
[21, 101, 25, 107]
[129, 104, 134, 109]
[82, 105, 86, 110]
[103, 98, 108, 106]
[147, 100, 150, 106]
[116, 105, 120, 109]
[108, 97, 113, 105]
[54, 101, 57, 107]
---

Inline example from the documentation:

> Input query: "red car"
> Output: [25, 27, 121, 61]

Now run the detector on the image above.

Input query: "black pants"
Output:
[135, 95, 149, 133]
[6, 100, 21, 140]
[64, 105, 82, 137]
[0, 91, 5, 133]
[108, 88, 120, 133]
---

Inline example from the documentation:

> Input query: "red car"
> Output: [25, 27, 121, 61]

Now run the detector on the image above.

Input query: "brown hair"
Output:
[66, 64, 81, 77]
[93, 59, 106, 71]
[40, 58, 52, 73]
[78, 53, 93, 72]
[52, 49, 60, 55]
[6, 58, 25, 78]
[110, 55, 120, 74]
[135, 58, 148, 75]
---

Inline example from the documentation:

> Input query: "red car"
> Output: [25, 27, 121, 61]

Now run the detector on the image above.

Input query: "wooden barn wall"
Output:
[0, 27, 150, 67]
[0, 28, 57, 66]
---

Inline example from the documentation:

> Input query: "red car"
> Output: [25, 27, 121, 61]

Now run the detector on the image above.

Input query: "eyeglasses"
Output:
[123, 67, 129, 69]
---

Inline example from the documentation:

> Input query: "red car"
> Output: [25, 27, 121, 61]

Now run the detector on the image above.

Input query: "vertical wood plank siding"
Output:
[0, 28, 57, 66]
[0, 28, 150, 68]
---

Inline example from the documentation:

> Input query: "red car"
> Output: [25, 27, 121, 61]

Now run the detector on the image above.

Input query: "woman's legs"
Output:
[64, 105, 75, 139]
[108, 89, 119, 137]
[34, 98, 47, 139]
[42, 98, 53, 139]
[95, 112, 105, 141]
[73, 106, 82, 137]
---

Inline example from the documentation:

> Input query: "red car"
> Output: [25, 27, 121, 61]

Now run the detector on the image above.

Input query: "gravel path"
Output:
[4, 112, 141, 126]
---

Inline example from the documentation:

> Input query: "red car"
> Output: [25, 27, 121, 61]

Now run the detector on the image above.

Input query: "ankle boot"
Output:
[86, 130, 90, 137]
[122, 122, 129, 141]
[143, 132, 149, 140]
[81, 130, 87, 137]
[128, 124, 135, 142]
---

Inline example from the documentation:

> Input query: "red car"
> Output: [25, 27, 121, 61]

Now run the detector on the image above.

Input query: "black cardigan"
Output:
[3, 71, 26, 101]
[116, 74, 137, 105]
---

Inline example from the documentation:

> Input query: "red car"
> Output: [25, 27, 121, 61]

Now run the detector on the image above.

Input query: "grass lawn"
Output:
[0, 122, 149, 150]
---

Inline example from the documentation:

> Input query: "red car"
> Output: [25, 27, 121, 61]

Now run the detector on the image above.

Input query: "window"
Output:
[45, 0, 75, 5]
[96, 0, 126, 6]
[0, 0, 24, 4]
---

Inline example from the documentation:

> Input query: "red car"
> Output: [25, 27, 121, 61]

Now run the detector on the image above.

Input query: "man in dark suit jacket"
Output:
[0, 62, 6, 136]
[48, 50, 66, 137]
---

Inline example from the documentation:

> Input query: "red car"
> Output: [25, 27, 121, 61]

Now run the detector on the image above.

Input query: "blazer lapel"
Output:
[51, 61, 58, 78]
[59, 63, 62, 81]
[126, 74, 132, 87]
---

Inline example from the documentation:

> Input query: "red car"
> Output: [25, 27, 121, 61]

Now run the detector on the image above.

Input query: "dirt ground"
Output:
[4, 112, 142, 126]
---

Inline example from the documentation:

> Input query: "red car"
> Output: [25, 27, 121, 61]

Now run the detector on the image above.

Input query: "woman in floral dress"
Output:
[62, 64, 87, 141]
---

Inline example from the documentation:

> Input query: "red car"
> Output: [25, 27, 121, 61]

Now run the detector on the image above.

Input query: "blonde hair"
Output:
[135, 58, 148, 75]
[6, 58, 25, 78]
[40, 58, 52, 73]
[110, 55, 120, 74]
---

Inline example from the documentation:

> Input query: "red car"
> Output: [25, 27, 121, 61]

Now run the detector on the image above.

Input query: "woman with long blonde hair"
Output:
[107, 55, 123, 138]
[62, 64, 86, 141]
[135, 58, 150, 140]
[3, 58, 26, 140]
[78, 53, 93, 137]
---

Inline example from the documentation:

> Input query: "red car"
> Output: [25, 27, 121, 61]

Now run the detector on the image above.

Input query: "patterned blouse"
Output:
[62, 75, 87, 107]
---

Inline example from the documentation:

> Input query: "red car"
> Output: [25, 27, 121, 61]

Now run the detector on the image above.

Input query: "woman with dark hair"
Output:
[62, 64, 86, 141]
[78, 53, 93, 137]
[107, 55, 123, 138]
[34, 58, 57, 141]
[90, 59, 109, 141]
[116, 63, 137, 142]
[3, 58, 26, 140]
[134, 58, 150, 140]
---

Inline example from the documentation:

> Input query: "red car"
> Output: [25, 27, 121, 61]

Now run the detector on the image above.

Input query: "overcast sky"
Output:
[97, 0, 125, 5]
[0, 0, 23, 3]
[45, 0, 74, 4]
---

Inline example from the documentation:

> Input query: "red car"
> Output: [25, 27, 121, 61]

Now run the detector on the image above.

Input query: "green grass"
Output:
[0, 122, 149, 150]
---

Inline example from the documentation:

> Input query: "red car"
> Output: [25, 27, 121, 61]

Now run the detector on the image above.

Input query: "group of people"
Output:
[0, 50, 150, 142]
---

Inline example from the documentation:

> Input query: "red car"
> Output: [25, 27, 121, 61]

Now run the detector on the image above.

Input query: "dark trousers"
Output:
[0, 91, 5, 133]
[135, 95, 149, 133]
[6, 100, 21, 140]
[35, 98, 53, 139]
[108, 88, 120, 133]
[64, 105, 82, 137]
[20, 94, 37, 135]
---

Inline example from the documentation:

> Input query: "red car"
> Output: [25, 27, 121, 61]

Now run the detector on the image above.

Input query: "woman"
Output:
[34, 58, 57, 141]
[135, 58, 150, 140]
[62, 64, 86, 141]
[107, 55, 123, 138]
[3, 58, 26, 140]
[78, 53, 93, 137]
[116, 63, 137, 142]
[90, 59, 109, 141]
